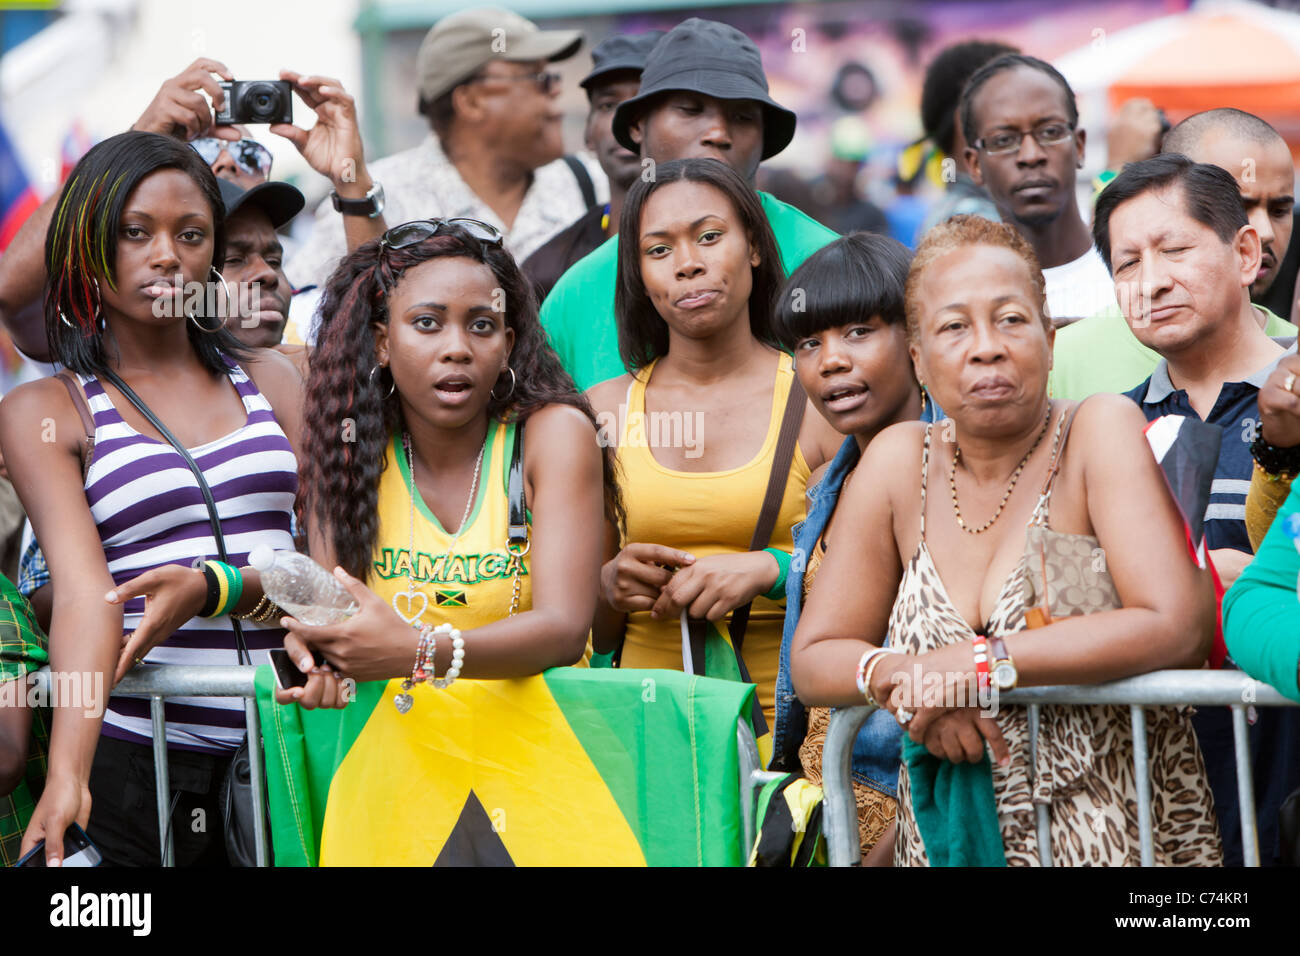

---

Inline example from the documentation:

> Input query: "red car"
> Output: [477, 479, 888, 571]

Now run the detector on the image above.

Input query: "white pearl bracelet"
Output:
[431, 623, 465, 689]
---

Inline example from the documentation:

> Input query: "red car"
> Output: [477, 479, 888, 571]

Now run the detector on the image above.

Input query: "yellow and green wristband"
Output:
[199, 559, 244, 618]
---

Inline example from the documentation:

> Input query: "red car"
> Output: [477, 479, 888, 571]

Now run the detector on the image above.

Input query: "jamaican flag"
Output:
[256, 667, 756, 866]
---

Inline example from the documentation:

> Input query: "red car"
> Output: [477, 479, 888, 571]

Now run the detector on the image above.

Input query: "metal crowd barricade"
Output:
[820, 670, 1299, 867]
[33, 663, 268, 867]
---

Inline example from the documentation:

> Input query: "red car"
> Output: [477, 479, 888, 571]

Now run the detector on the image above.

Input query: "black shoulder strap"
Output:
[685, 372, 807, 742]
[508, 420, 526, 545]
[563, 155, 597, 210]
[101, 367, 249, 663]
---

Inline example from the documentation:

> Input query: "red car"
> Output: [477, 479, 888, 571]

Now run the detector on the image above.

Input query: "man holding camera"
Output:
[285, 7, 605, 294]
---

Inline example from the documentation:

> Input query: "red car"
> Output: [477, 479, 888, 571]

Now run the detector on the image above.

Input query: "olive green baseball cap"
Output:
[416, 7, 584, 103]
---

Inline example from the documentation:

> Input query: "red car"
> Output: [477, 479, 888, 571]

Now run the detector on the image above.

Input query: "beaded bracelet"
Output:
[394, 624, 437, 714]
[430, 623, 464, 689]
[231, 594, 285, 622]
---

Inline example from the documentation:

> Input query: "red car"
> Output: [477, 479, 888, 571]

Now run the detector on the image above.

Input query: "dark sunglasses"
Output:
[379, 218, 504, 252]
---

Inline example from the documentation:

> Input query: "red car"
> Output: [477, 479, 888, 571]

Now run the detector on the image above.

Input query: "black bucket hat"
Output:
[580, 31, 665, 91]
[612, 18, 796, 161]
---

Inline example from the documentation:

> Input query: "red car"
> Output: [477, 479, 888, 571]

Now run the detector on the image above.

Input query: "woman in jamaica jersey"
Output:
[277, 218, 622, 707]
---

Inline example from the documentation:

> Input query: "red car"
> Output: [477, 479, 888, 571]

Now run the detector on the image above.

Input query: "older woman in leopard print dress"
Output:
[789, 217, 1221, 866]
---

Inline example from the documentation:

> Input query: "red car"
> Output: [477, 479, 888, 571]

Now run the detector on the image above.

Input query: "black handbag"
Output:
[1281, 786, 1300, 866]
[99, 367, 272, 867]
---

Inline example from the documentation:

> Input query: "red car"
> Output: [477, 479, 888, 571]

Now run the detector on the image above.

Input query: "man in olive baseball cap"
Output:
[287, 7, 605, 289]
[416, 7, 583, 105]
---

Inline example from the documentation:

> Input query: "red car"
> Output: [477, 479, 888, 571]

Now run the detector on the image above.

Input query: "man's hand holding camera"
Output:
[132, 57, 241, 143]
[272, 70, 373, 203]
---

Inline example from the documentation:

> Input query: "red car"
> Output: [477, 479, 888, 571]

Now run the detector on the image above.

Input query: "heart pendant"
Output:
[391, 590, 429, 624]
[393, 692, 413, 714]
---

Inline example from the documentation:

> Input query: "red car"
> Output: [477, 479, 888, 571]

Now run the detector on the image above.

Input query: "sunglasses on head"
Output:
[379, 218, 504, 252]
[190, 137, 274, 177]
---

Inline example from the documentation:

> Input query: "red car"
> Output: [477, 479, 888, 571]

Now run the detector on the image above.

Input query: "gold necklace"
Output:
[393, 430, 486, 623]
[948, 403, 1052, 535]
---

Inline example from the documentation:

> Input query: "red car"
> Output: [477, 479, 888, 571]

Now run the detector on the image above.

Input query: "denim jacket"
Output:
[772, 401, 941, 795]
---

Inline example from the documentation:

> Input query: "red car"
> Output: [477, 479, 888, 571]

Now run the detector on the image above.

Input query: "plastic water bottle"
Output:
[248, 546, 358, 625]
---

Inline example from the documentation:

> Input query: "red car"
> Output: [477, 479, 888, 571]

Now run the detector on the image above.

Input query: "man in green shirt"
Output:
[1052, 108, 1298, 400]
[539, 18, 837, 390]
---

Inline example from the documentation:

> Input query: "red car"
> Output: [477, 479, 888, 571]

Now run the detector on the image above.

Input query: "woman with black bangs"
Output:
[769, 232, 941, 865]
[3, 131, 304, 866]
[590, 158, 842, 738]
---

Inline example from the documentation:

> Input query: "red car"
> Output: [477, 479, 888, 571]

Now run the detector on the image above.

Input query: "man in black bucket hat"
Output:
[540, 19, 836, 390]
[612, 18, 797, 179]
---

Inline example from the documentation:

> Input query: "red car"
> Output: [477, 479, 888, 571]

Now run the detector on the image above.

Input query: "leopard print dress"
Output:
[892, 421, 1222, 866]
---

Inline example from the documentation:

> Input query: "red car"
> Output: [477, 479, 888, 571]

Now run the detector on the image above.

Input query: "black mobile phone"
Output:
[17, 822, 102, 867]
[268, 648, 310, 691]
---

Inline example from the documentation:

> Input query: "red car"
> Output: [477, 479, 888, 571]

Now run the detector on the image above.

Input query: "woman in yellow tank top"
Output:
[271, 219, 623, 705]
[589, 160, 842, 730]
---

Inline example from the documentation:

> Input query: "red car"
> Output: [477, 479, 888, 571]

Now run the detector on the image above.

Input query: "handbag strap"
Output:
[100, 366, 250, 664]
[685, 371, 806, 741]
[56, 370, 96, 481]
[507, 420, 526, 547]
[692, 372, 807, 661]
[1036, 400, 1086, 499]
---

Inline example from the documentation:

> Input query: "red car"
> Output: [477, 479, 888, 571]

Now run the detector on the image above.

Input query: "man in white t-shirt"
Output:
[960, 53, 1114, 326]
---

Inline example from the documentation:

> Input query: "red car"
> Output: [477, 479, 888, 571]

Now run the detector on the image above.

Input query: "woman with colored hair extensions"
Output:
[273, 218, 620, 708]
[3, 131, 304, 865]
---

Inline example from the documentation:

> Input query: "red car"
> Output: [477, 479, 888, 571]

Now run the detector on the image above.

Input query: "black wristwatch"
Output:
[1250, 433, 1300, 477]
[331, 181, 385, 218]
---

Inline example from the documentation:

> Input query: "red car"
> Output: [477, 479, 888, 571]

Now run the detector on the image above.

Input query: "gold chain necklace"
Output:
[948, 403, 1052, 535]
[393, 430, 486, 624]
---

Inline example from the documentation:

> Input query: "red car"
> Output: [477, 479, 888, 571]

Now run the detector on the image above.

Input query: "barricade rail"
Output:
[818, 670, 1299, 867]
[32, 664, 267, 867]
[33, 666, 1289, 867]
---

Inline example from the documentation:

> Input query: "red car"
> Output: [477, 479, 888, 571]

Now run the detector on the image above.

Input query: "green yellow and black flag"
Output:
[256, 667, 757, 866]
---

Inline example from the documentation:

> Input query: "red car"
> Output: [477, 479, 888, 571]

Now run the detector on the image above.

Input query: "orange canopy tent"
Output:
[1057, 1, 1300, 140]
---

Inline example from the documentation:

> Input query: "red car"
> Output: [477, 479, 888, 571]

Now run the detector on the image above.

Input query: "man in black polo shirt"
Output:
[1096, 153, 1300, 866]
[522, 32, 663, 302]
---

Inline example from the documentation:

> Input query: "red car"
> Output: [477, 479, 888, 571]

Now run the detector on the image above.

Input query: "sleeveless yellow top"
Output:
[616, 353, 810, 723]
[371, 421, 532, 629]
